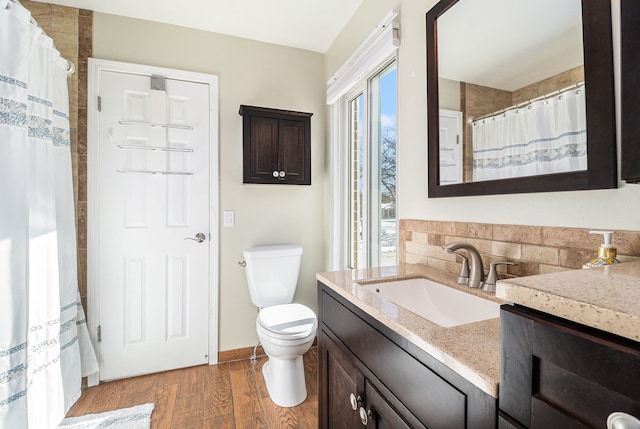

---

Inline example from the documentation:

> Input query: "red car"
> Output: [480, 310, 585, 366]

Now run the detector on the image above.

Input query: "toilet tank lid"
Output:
[243, 244, 303, 259]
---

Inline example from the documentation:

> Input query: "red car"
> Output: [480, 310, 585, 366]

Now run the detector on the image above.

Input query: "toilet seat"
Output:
[258, 303, 317, 340]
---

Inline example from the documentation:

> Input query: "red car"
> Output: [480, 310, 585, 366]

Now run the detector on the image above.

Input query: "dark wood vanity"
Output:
[499, 304, 640, 429]
[318, 281, 497, 429]
[317, 259, 640, 429]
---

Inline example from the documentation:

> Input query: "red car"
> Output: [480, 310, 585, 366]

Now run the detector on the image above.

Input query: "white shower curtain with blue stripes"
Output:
[0, 1, 98, 428]
[472, 85, 588, 182]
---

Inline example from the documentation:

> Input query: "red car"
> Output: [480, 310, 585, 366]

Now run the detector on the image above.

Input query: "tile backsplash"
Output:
[399, 220, 640, 279]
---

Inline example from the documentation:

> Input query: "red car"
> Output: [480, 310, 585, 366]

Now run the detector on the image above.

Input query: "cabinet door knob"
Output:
[272, 170, 279, 178]
[359, 406, 372, 426]
[349, 393, 358, 411]
[608, 412, 640, 429]
[279, 170, 286, 178]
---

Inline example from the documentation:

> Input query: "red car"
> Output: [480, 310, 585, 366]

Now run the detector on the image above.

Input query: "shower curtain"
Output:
[472, 85, 587, 182]
[0, 1, 98, 428]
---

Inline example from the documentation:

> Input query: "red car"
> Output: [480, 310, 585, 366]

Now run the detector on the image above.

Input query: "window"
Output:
[347, 60, 397, 269]
[326, 10, 399, 270]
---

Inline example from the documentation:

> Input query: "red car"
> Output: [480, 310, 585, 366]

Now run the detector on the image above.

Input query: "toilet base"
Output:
[262, 356, 307, 407]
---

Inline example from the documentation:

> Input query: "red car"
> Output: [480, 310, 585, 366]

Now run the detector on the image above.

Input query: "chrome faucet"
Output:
[442, 242, 485, 289]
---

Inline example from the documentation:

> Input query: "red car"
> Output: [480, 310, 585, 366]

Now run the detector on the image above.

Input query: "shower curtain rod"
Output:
[470, 81, 585, 124]
[5, 0, 76, 75]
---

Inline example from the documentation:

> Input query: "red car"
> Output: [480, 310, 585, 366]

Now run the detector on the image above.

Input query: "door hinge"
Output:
[97, 325, 102, 342]
[151, 75, 166, 91]
[97, 96, 102, 112]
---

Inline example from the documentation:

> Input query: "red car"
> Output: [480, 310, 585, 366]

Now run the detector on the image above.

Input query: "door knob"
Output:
[184, 233, 206, 243]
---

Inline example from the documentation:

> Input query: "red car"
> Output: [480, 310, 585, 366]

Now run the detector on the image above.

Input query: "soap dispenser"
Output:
[582, 230, 620, 268]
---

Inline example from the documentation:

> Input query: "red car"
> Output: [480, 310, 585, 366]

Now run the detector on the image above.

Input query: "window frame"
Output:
[333, 55, 398, 270]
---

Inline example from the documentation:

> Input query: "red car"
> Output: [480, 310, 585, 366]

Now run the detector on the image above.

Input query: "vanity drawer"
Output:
[321, 291, 466, 429]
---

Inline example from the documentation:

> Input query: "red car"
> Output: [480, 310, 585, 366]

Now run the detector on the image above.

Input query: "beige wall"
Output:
[439, 78, 461, 111]
[327, 0, 640, 233]
[93, 13, 326, 352]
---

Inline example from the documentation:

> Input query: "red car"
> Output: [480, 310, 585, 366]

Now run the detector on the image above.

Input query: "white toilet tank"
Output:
[243, 244, 303, 308]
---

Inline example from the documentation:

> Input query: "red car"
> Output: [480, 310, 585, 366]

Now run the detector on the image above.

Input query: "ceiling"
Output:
[31, 0, 364, 53]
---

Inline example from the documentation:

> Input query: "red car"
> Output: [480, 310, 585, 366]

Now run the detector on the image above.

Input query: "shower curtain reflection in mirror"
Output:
[471, 84, 587, 182]
[0, 1, 98, 427]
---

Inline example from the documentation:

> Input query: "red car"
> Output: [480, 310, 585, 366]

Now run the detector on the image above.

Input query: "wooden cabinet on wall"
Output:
[318, 282, 497, 429]
[500, 304, 640, 428]
[622, 0, 640, 183]
[239, 105, 312, 185]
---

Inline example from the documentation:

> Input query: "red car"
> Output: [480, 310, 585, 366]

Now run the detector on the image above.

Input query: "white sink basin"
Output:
[360, 278, 500, 327]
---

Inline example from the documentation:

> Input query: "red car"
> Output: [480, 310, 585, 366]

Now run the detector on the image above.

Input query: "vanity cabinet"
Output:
[239, 105, 312, 185]
[318, 282, 497, 429]
[499, 304, 640, 429]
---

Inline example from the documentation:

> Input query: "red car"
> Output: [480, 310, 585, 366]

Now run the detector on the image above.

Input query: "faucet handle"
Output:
[452, 251, 470, 284]
[483, 261, 517, 293]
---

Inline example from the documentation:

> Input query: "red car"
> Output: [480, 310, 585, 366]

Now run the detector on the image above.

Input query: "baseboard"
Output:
[218, 345, 265, 363]
[218, 337, 318, 363]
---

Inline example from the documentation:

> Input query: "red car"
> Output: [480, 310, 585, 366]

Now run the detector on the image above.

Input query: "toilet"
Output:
[243, 244, 317, 407]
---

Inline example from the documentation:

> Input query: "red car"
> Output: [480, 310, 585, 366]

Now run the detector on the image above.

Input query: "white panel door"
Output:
[97, 70, 210, 380]
[439, 109, 463, 185]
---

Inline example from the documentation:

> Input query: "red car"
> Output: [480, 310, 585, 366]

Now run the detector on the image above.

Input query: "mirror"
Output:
[426, 0, 617, 197]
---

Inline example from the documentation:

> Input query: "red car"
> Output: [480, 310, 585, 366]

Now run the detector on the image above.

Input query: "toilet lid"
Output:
[258, 303, 317, 336]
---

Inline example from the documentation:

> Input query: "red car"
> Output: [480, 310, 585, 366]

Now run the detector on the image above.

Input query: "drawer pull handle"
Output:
[608, 412, 640, 429]
[359, 406, 372, 426]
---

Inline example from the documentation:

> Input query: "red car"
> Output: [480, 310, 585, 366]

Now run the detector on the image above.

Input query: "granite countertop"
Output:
[496, 260, 640, 342]
[316, 264, 504, 398]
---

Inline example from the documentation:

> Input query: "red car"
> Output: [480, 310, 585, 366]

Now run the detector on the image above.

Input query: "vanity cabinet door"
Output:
[365, 380, 412, 429]
[319, 332, 365, 429]
[498, 414, 526, 429]
[500, 304, 640, 429]
[320, 331, 414, 429]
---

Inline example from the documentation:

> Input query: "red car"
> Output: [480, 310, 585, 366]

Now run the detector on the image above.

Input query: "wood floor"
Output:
[65, 348, 318, 429]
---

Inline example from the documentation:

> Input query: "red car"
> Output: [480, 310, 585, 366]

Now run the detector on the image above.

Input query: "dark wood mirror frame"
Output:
[621, 0, 640, 183]
[426, 0, 618, 198]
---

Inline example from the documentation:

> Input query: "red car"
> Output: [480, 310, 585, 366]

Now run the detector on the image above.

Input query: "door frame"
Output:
[87, 58, 219, 386]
